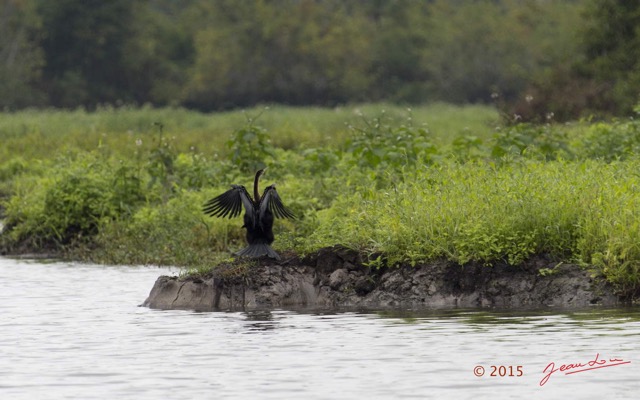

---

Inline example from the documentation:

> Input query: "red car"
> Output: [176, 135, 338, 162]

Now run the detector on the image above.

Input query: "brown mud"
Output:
[142, 246, 621, 311]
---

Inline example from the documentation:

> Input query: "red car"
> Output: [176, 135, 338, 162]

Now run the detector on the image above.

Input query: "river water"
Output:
[0, 257, 638, 399]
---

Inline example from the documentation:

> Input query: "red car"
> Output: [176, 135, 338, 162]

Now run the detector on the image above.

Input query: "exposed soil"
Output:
[142, 246, 621, 311]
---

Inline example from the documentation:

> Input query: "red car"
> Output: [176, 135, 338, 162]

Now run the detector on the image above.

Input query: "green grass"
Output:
[2, 102, 640, 298]
[0, 103, 497, 161]
[301, 160, 640, 294]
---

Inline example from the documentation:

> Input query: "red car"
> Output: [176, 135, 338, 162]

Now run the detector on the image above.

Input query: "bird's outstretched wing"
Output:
[259, 185, 295, 220]
[203, 184, 254, 218]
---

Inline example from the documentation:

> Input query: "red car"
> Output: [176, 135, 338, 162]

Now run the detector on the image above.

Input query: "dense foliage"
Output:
[3, 0, 638, 118]
[2, 104, 640, 298]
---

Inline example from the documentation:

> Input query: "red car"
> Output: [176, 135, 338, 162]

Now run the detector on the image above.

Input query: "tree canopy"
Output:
[1, 0, 638, 118]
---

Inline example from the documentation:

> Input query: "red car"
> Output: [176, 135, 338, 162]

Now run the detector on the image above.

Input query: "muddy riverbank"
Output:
[142, 247, 621, 311]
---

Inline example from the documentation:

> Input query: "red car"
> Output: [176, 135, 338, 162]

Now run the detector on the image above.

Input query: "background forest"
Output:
[2, 0, 640, 120]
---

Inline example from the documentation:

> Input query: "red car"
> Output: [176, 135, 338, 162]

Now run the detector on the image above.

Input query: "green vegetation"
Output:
[2, 103, 640, 298]
[4, 0, 640, 119]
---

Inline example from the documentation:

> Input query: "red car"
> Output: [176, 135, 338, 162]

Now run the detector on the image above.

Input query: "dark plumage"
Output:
[202, 169, 294, 260]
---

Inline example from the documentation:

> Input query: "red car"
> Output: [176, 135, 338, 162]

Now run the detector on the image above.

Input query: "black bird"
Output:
[202, 169, 295, 260]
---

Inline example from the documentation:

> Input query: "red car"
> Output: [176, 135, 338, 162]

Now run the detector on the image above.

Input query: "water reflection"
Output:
[242, 310, 280, 332]
[374, 307, 640, 326]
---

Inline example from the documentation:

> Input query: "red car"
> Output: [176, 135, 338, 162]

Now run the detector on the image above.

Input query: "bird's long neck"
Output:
[253, 169, 264, 203]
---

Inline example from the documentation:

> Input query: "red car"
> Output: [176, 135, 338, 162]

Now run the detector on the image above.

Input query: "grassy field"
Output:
[1, 103, 640, 297]
[0, 103, 497, 162]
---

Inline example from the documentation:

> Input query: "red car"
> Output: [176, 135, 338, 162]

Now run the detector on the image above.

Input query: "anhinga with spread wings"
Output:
[202, 169, 294, 260]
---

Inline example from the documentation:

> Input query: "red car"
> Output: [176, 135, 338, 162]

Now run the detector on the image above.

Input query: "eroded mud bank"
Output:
[142, 247, 620, 311]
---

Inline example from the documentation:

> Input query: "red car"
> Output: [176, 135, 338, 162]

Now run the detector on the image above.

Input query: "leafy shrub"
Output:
[3, 153, 145, 248]
[0, 157, 38, 198]
[1, 173, 53, 250]
[574, 161, 640, 296]
[345, 112, 439, 170]
[0, 157, 29, 181]
[146, 124, 177, 198]
[300, 147, 342, 175]
[450, 135, 486, 162]
[491, 123, 573, 161]
[173, 152, 233, 190]
[226, 115, 276, 173]
[579, 117, 640, 161]
[91, 190, 231, 266]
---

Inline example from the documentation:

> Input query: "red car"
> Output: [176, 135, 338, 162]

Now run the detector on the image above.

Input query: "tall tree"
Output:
[367, 0, 431, 102]
[37, 0, 137, 107]
[183, 0, 373, 110]
[0, 0, 45, 109]
[120, 0, 195, 106]
[581, 0, 640, 112]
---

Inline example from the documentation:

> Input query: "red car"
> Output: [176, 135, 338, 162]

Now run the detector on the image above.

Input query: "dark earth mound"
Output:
[142, 246, 621, 311]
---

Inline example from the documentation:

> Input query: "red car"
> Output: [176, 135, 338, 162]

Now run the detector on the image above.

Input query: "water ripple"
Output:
[0, 257, 638, 399]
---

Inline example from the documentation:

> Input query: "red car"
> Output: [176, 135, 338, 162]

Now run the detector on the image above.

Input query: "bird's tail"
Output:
[235, 243, 281, 260]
